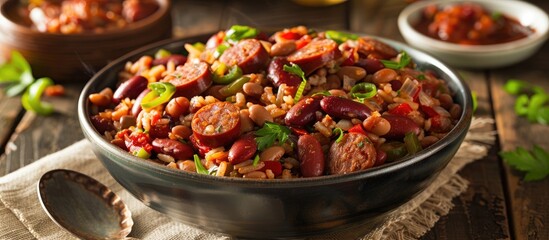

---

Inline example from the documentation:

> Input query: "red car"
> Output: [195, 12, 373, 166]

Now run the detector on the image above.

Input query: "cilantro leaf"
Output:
[283, 63, 307, 102]
[255, 122, 291, 151]
[500, 145, 549, 181]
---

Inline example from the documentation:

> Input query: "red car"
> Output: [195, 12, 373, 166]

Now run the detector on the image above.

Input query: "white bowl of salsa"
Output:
[398, 0, 549, 68]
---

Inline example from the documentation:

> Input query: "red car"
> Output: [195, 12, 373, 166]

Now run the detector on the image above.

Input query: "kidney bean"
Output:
[270, 40, 297, 56]
[372, 68, 398, 84]
[297, 134, 325, 177]
[320, 96, 372, 120]
[382, 114, 421, 140]
[120, 115, 136, 129]
[260, 146, 285, 162]
[337, 66, 366, 81]
[131, 89, 149, 117]
[171, 125, 192, 140]
[239, 109, 255, 133]
[228, 134, 257, 164]
[113, 75, 148, 104]
[242, 82, 263, 97]
[148, 120, 170, 139]
[152, 138, 194, 160]
[90, 115, 115, 134]
[285, 97, 321, 126]
[204, 85, 226, 101]
[122, 0, 159, 22]
[152, 54, 187, 67]
[325, 74, 341, 89]
[356, 58, 385, 73]
[374, 149, 387, 167]
[165, 97, 190, 119]
[261, 161, 283, 176]
[267, 57, 302, 88]
[249, 104, 273, 126]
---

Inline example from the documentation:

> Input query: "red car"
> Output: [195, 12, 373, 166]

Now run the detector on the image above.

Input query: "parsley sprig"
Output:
[255, 122, 291, 151]
[1, 51, 34, 97]
[283, 63, 307, 102]
[500, 145, 549, 181]
[380, 51, 411, 70]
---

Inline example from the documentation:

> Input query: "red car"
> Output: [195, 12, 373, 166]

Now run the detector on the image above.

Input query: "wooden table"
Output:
[1, 0, 548, 239]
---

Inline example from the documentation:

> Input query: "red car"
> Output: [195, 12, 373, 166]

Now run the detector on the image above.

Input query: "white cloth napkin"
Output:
[0, 118, 495, 240]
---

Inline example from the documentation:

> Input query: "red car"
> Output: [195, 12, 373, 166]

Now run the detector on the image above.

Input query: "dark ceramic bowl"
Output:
[0, 0, 172, 82]
[78, 34, 473, 239]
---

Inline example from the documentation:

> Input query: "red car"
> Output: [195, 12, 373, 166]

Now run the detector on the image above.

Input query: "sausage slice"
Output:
[328, 132, 376, 174]
[287, 38, 342, 75]
[163, 60, 212, 99]
[219, 39, 270, 74]
[191, 102, 241, 148]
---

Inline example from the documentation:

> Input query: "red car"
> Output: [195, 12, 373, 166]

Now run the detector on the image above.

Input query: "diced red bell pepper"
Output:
[290, 126, 309, 136]
[340, 49, 358, 66]
[295, 35, 312, 49]
[421, 105, 439, 118]
[388, 103, 413, 116]
[348, 124, 367, 135]
[261, 161, 283, 176]
[124, 130, 153, 155]
[280, 31, 303, 40]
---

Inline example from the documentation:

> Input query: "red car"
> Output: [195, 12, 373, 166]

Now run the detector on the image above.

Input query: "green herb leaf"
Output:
[283, 63, 307, 102]
[380, 51, 411, 70]
[514, 94, 530, 116]
[500, 145, 549, 181]
[255, 122, 292, 151]
[194, 154, 209, 175]
[332, 127, 344, 143]
[537, 107, 549, 125]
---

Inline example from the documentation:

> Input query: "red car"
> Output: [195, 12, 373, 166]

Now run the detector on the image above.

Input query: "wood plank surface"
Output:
[491, 40, 549, 239]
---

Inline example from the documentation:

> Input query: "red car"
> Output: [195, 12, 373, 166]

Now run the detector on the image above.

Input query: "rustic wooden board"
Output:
[0, 83, 84, 176]
[491, 39, 549, 239]
[423, 71, 510, 239]
[0, 93, 22, 156]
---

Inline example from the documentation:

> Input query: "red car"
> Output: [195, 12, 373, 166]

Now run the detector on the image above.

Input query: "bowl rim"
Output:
[397, 0, 549, 53]
[78, 32, 474, 188]
[0, 0, 171, 38]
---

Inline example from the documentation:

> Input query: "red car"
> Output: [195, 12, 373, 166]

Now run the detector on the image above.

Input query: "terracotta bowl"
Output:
[78, 34, 473, 239]
[0, 0, 172, 82]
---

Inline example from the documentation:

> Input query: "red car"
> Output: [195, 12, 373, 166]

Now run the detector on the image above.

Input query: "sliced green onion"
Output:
[213, 65, 243, 84]
[380, 141, 407, 162]
[208, 165, 219, 175]
[325, 30, 359, 44]
[141, 82, 176, 109]
[194, 154, 209, 174]
[527, 93, 548, 122]
[404, 132, 422, 155]
[350, 82, 377, 99]
[380, 51, 411, 70]
[133, 148, 151, 159]
[154, 49, 171, 59]
[252, 154, 260, 166]
[214, 44, 230, 59]
[224, 25, 258, 43]
[219, 76, 250, 97]
[21, 77, 54, 115]
[332, 128, 344, 143]
[311, 91, 331, 97]
[294, 80, 307, 102]
[416, 74, 426, 80]
[514, 94, 529, 116]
